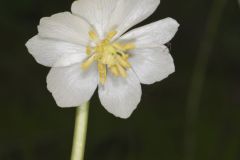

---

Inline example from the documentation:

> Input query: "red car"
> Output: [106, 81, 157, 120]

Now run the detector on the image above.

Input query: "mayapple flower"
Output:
[26, 0, 179, 119]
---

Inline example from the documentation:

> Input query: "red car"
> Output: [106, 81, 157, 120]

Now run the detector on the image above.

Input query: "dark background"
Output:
[0, 0, 240, 159]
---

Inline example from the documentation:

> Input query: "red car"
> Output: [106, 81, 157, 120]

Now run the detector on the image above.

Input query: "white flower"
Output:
[26, 0, 179, 119]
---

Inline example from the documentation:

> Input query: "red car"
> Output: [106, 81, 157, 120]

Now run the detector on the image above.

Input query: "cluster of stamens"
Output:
[81, 30, 135, 84]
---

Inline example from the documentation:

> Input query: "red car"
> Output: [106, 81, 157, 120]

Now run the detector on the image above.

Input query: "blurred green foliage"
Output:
[0, 0, 240, 160]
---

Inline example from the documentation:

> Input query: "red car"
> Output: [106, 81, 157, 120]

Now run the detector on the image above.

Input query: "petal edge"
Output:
[98, 70, 142, 119]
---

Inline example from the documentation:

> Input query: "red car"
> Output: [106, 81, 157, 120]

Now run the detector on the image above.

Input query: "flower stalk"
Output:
[71, 102, 90, 160]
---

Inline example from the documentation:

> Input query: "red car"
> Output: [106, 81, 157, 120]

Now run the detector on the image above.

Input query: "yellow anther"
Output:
[116, 64, 127, 78]
[105, 45, 117, 55]
[100, 53, 115, 66]
[116, 55, 131, 68]
[105, 30, 117, 41]
[113, 43, 135, 51]
[122, 43, 135, 51]
[110, 65, 119, 76]
[122, 54, 129, 60]
[101, 39, 110, 45]
[86, 45, 92, 55]
[95, 45, 104, 53]
[89, 31, 99, 41]
[113, 43, 122, 50]
[83, 30, 135, 84]
[81, 55, 95, 70]
[98, 63, 107, 84]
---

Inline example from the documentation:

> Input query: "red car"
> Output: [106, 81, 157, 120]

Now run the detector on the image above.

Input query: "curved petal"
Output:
[129, 46, 175, 85]
[26, 36, 86, 67]
[71, 0, 118, 38]
[71, 0, 160, 39]
[119, 18, 179, 48]
[109, 0, 160, 39]
[47, 63, 98, 107]
[38, 12, 91, 45]
[98, 70, 142, 119]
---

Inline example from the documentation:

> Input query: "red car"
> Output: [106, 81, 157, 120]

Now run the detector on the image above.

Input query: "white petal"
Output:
[71, 0, 118, 38]
[38, 12, 91, 45]
[71, 0, 160, 39]
[119, 18, 179, 48]
[109, 0, 160, 39]
[26, 36, 86, 67]
[129, 46, 175, 85]
[47, 63, 98, 107]
[98, 70, 142, 119]
[53, 54, 86, 67]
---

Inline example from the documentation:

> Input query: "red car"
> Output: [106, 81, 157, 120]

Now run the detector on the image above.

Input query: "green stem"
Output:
[71, 102, 90, 160]
[184, 0, 227, 160]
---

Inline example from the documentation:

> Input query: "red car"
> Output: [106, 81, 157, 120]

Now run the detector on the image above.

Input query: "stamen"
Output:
[116, 55, 131, 68]
[112, 43, 122, 50]
[89, 31, 99, 41]
[95, 45, 104, 53]
[81, 55, 95, 70]
[83, 30, 135, 84]
[98, 63, 107, 84]
[116, 64, 127, 78]
[105, 45, 117, 55]
[105, 30, 117, 41]
[86, 45, 92, 55]
[122, 43, 135, 51]
[110, 65, 119, 76]
[100, 53, 115, 66]
[113, 43, 135, 51]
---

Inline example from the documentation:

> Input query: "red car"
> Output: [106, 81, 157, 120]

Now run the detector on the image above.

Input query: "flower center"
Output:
[81, 30, 135, 84]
